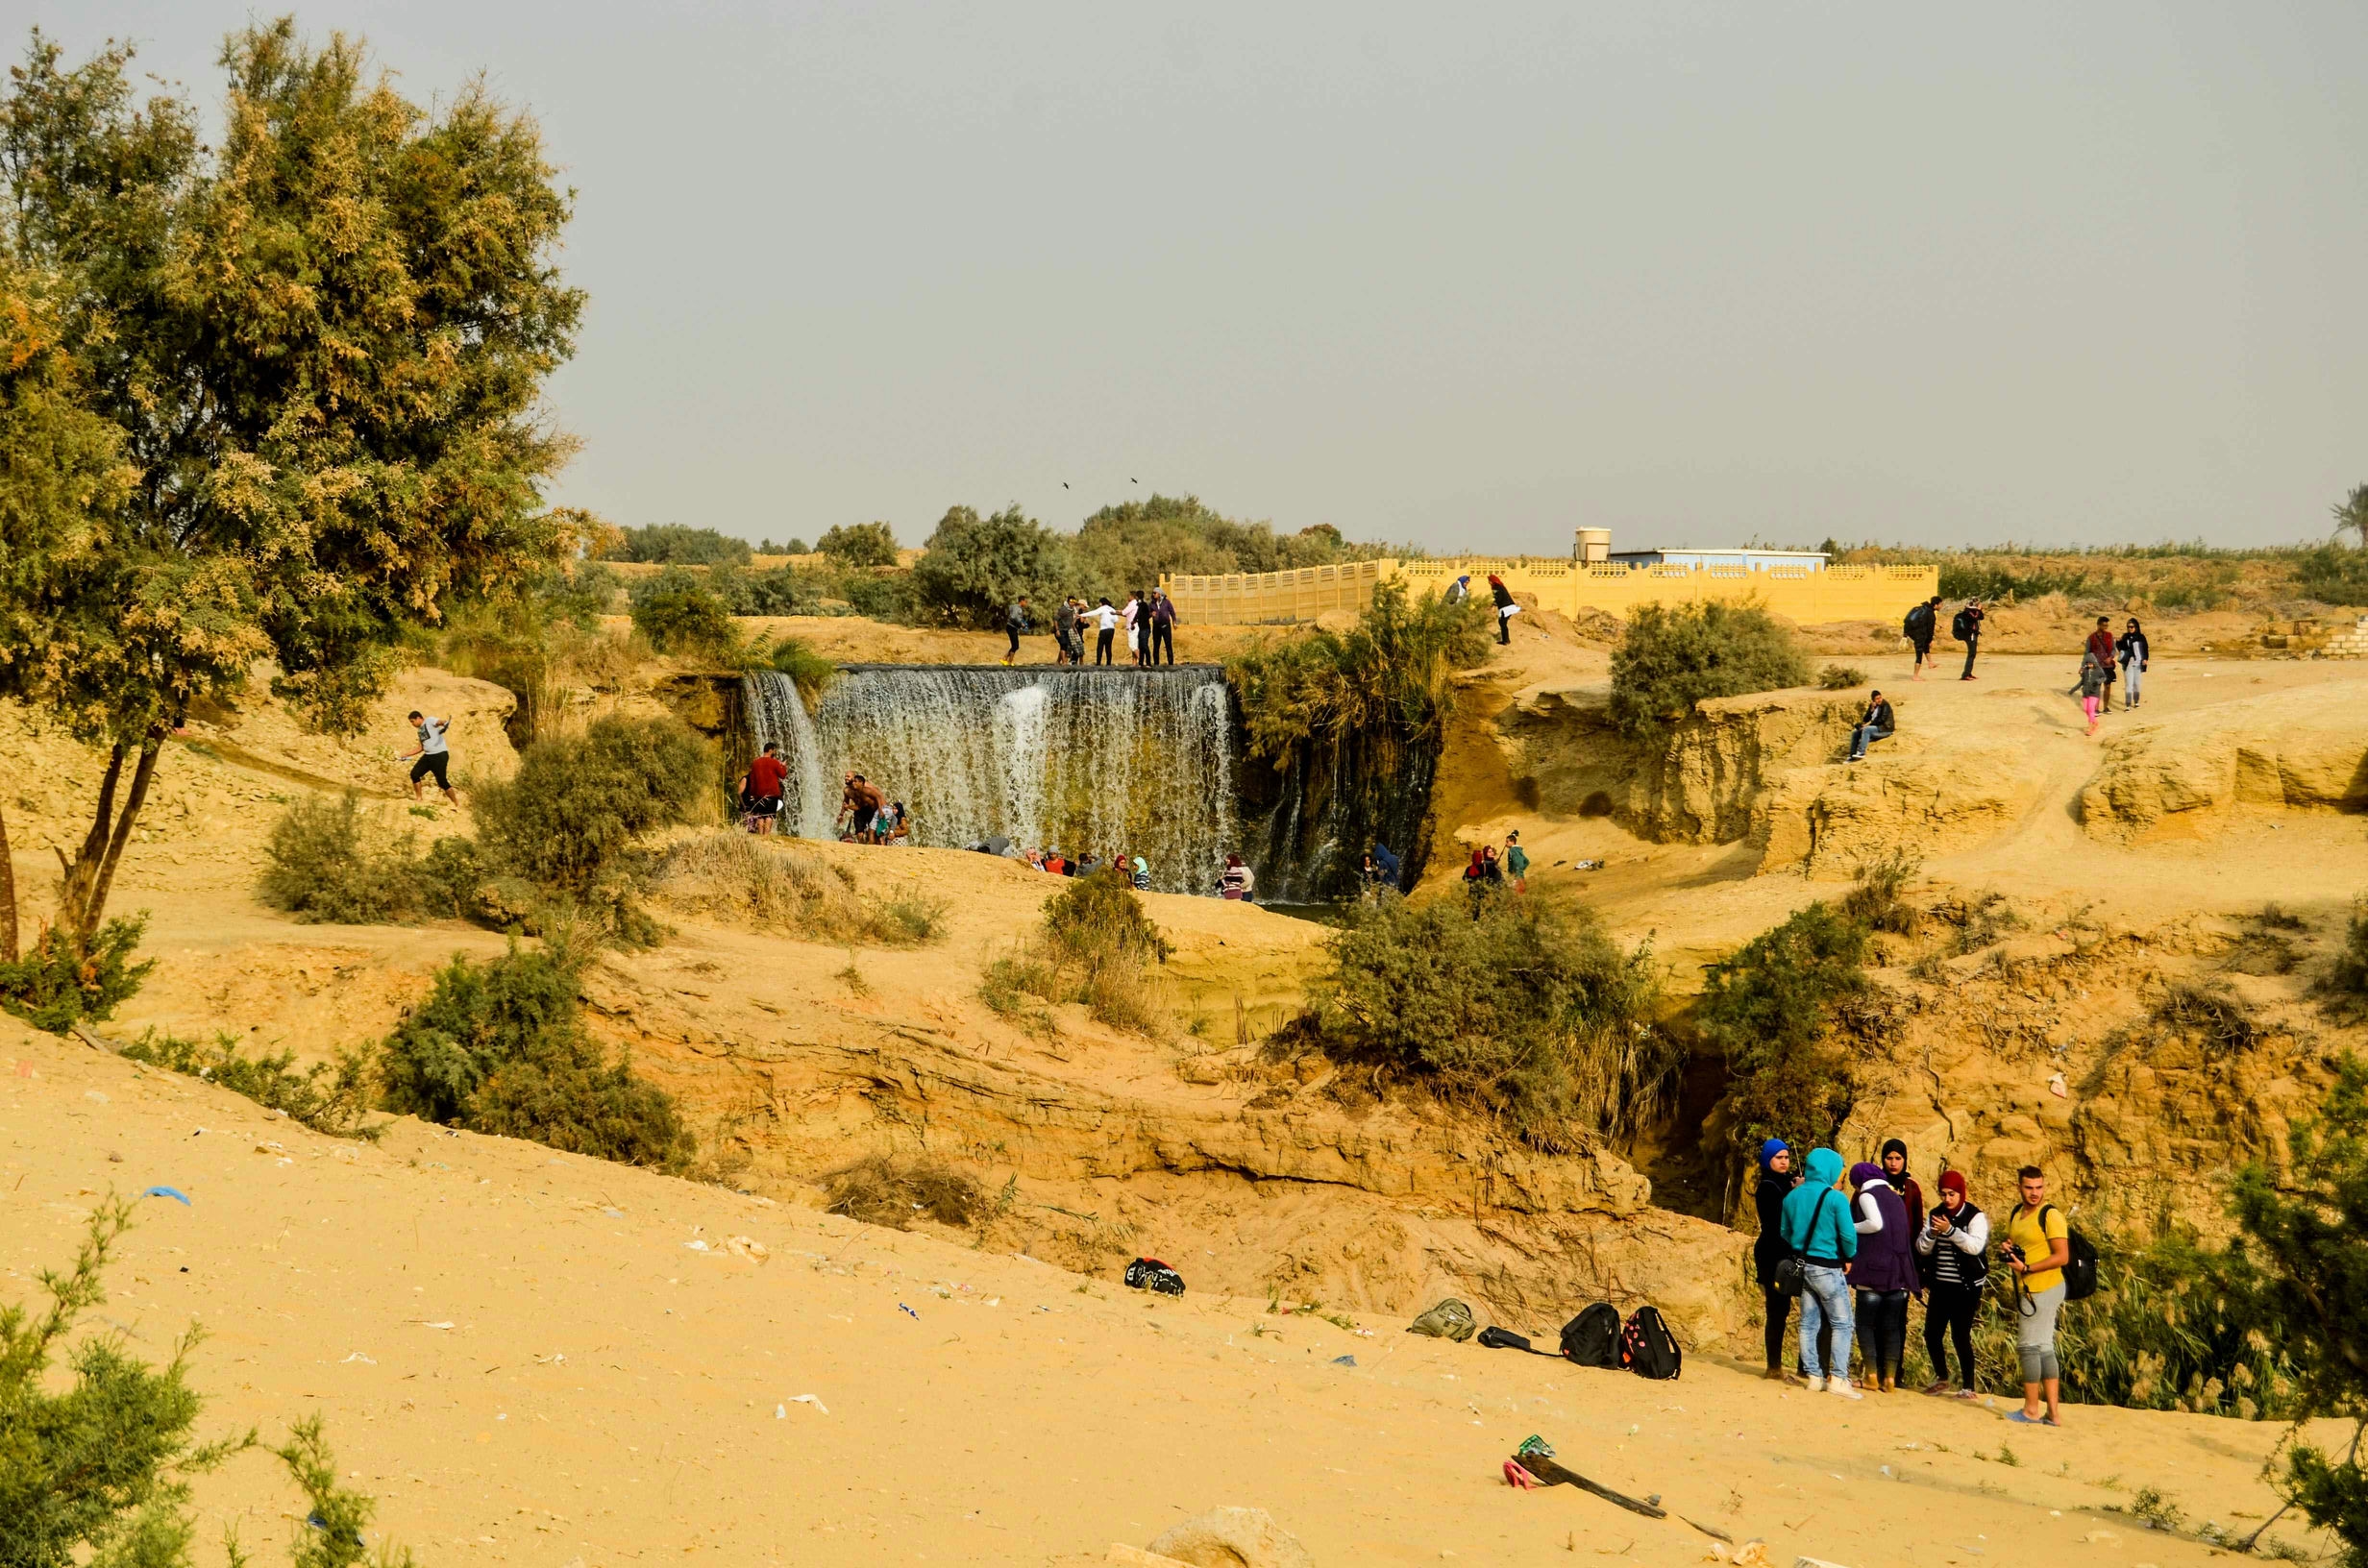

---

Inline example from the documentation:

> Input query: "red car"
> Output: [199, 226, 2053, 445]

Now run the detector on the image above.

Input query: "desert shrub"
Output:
[379, 935, 690, 1169]
[2295, 543, 2368, 606]
[1819, 664, 1867, 690]
[1840, 849, 1923, 937]
[2323, 896, 2368, 1017]
[976, 870, 1171, 1033]
[2, 1200, 417, 1568]
[1936, 562, 2131, 602]
[474, 716, 712, 894]
[1306, 893, 1666, 1149]
[824, 1153, 982, 1229]
[628, 566, 743, 661]
[119, 1031, 376, 1139]
[258, 795, 433, 924]
[647, 833, 946, 946]
[706, 563, 802, 617]
[757, 536, 809, 554]
[2150, 978, 2264, 1058]
[1074, 494, 1392, 595]
[817, 521, 900, 568]
[0, 918, 155, 1033]
[2233, 1056, 2368, 1556]
[1699, 901, 1869, 1153]
[909, 504, 1075, 627]
[1607, 600, 1812, 738]
[1943, 889, 2023, 953]
[603, 523, 752, 566]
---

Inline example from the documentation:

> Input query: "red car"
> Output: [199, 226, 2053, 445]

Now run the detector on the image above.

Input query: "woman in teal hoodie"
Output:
[1779, 1147, 1862, 1399]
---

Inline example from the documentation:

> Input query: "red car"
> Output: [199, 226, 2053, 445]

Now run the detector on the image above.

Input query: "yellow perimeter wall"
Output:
[1160, 557, 1940, 626]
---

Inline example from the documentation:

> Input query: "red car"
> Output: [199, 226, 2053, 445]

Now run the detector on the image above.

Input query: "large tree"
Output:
[0, 20, 584, 962]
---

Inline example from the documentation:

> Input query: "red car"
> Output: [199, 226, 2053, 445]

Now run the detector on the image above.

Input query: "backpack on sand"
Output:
[1122, 1257, 1185, 1296]
[1951, 607, 1975, 642]
[1559, 1303, 1623, 1368]
[1409, 1299, 1477, 1342]
[1477, 1326, 1535, 1352]
[1618, 1306, 1683, 1381]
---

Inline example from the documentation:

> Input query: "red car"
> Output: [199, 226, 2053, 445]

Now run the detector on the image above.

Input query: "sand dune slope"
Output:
[2, 1019, 2325, 1568]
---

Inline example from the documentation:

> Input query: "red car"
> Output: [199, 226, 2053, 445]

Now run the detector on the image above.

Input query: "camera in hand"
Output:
[2002, 1241, 2026, 1262]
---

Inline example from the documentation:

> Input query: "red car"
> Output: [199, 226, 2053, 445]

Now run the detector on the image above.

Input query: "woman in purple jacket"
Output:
[1849, 1160, 1917, 1393]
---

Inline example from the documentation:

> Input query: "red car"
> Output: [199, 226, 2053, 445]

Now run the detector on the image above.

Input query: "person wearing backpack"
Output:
[1751, 1139, 1801, 1382]
[1904, 596, 1942, 681]
[1952, 600, 1985, 680]
[1780, 1147, 1861, 1400]
[1914, 1169, 1988, 1398]
[2004, 1164, 2072, 1426]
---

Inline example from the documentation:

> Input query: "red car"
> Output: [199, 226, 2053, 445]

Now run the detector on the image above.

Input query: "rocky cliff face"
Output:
[2079, 690, 2368, 841]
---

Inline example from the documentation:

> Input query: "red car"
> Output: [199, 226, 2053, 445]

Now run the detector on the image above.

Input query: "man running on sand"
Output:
[400, 710, 459, 805]
[837, 772, 886, 844]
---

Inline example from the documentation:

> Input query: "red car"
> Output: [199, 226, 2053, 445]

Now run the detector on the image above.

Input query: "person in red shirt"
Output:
[2084, 616, 2119, 712]
[742, 742, 790, 835]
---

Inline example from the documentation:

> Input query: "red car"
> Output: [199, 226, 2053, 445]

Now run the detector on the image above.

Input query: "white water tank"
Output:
[1574, 527, 1612, 564]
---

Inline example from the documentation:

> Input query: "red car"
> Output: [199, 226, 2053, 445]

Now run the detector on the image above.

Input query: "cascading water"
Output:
[741, 666, 1240, 894]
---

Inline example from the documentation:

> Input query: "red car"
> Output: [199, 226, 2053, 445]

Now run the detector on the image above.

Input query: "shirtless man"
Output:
[837, 772, 886, 844]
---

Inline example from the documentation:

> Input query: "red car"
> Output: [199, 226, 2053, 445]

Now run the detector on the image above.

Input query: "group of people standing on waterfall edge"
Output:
[1005, 588, 1177, 668]
[1753, 1139, 2076, 1427]
[1861, 599, 2153, 765]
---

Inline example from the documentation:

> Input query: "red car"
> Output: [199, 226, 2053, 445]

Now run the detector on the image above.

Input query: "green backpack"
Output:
[1409, 1298, 1478, 1342]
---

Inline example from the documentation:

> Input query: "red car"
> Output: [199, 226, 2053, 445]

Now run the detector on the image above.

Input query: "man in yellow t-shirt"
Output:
[2004, 1165, 2072, 1426]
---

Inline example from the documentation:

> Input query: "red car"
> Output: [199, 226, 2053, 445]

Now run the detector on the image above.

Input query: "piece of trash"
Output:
[142, 1186, 191, 1206]
[1331, 1355, 1357, 1366]
[899, 1303, 919, 1320]
[683, 1239, 710, 1252]
[1574, 859, 1605, 871]
[339, 1352, 376, 1365]
[603, 1207, 623, 1217]
[1517, 1435, 1556, 1460]
[2048, 1072, 2068, 1098]
[790, 1393, 828, 1414]
[417, 1320, 455, 1331]
[724, 1236, 768, 1262]
[86, 1090, 110, 1104]
[1504, 1459, 1542, 1489]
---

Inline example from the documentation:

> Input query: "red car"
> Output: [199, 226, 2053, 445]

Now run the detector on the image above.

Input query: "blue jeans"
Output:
[1798, 1264, 1855, 1379]
[1849, 724, 1891, 761]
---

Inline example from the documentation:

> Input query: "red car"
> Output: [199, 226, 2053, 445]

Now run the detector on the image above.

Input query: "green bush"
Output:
[380, 936, 690, 1169]
[1698, 900, 1869, 1153]
[2, 1199, 419, 1568]
[603, 523, 751, 566]
[757, 536, 809, 555]
[649, 832, 944, 947]
[2322, 895, 2368, 1017]
[2292, 544, 2368, 606]
[752, 634, 839, 708]
[258, 795, 432, 923]
[705, 563, 801, 617]
[0, 918, 155, 1033]
[119, 1030, 377, 1139]
[1073, 494, 1391, 593]
[1607, 600, 1812, 738]
[629, 567, 743, 660]
[909, 504, 1075, 628]
[1818, 664, 1867, 690]
[2232, 1055, 2368, 1557]
[1305, 893, 1666, 1149]
[473, 716, 711, 894]
[974, 870, 1171, 1034]
[817, 521, 900, 568]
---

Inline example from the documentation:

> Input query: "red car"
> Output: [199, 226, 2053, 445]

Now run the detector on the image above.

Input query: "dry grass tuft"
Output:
[650, 832, 946, 946]
[824, 1154, 983, 1230]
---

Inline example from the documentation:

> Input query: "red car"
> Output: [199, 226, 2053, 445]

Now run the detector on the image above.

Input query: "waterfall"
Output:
[740, 666, 1240, 894]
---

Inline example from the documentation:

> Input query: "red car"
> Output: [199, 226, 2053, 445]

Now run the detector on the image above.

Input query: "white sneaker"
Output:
[1804, 1375, 1826, 1393]
[1828, 1378, 1862, 1401]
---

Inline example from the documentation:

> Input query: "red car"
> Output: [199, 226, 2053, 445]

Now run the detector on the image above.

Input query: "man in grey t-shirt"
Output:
[401, 709, 459, 804]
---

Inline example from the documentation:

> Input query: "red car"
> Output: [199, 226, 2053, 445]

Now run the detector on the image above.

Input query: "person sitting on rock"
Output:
[1848, 690, 1896, 762]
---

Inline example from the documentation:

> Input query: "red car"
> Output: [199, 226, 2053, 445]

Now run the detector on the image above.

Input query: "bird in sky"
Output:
[1130, 477, 1139, 484]
[1062, 481, 1070, 489]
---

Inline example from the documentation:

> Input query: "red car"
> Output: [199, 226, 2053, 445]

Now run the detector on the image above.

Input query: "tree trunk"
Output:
[53, 734, 162, 948]
[0, 801, 16, 963]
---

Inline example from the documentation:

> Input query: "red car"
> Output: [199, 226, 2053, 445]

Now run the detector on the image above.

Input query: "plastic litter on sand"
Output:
[142, 1186, 191, 1205]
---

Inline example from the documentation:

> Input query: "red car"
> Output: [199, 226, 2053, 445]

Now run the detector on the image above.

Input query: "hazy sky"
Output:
[21, 4, 2368, 554]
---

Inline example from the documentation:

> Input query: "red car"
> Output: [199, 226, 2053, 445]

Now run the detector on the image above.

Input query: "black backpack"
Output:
[2044, 1206, 2100, 1302]
[1618, 1307, 1683, 1380]
[1951, 607, 1975, 641]
[1559, 1303, 1622, 1367]
[1122, 1257, 1185, 1296]
[1477, 1326, 1533, 1352]
[1904, 604, 1934, 640]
